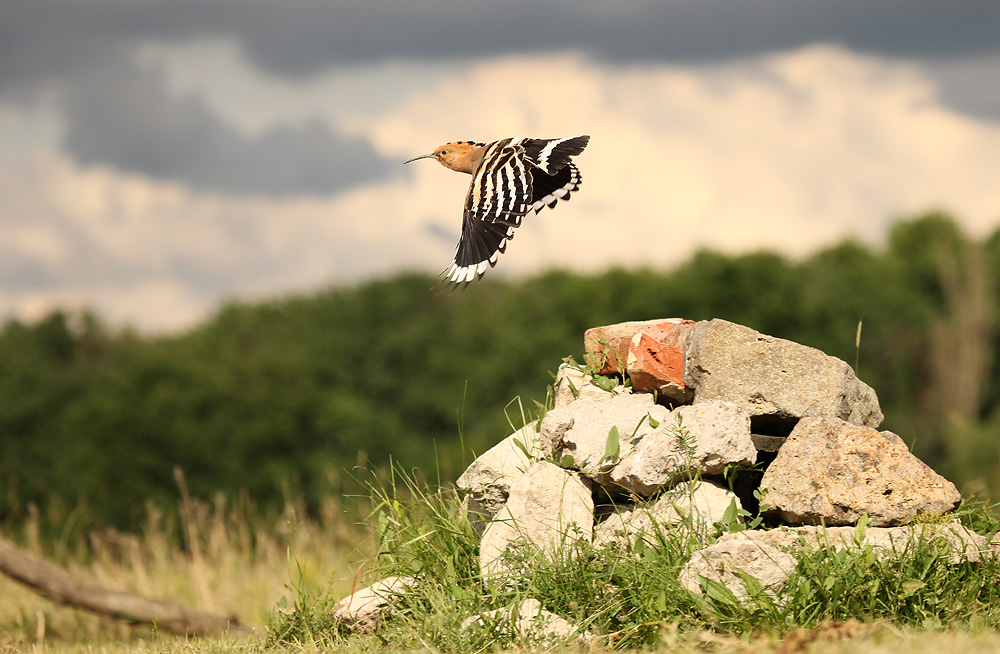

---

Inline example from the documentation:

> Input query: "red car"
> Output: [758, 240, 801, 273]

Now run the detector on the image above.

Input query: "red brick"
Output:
[583, 319, 695, 374]
[626, 332, 691, 403]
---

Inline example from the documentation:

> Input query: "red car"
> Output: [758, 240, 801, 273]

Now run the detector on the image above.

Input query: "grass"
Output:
[267, 465, 1000, 653]
[0, 485, 372, 652]
[0, 468, 998, 653]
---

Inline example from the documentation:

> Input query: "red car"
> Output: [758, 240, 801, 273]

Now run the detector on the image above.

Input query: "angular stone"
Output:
[457, 424, 541, 535]
[331, 576, 417, 632]
[679, 537, 796, 601]
[761, 417, 961, 526]
[552, 362, 621, 410]
[681, 521, 987, 600]
[540, 393, 672, 480]
[750, 434, 786, 453]
[626, 332, 692, 404]
[461, 598, 592, 645]
[480, 462, 594, 580]
[684, 319, 883, 430]
[608, 400, 756, 496]
[594, 480, 741, 547]
[584, 319, 696, 374]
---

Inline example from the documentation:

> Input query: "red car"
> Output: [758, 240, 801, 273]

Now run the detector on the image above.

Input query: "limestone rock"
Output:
[541, 393, 672, 480]
[626, 332, 692, 403]
[479, 462, 594, 580]
[682, 521, 987, 600]
[461, 598, 592, 645]
[608, 400, 755, 496]
[594, 480, 742, 547]
[457, 424, 541, 534]
[553, 362, 616, 410]
[761, 417, 961, 526]
[331, 576, 417, 632]
[584, 319, 695, 374]
[684, 319, 883, 430]
[679, 537, 796, 601]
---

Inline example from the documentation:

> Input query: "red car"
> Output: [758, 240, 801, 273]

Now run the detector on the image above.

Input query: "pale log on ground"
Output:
[0, 534, 250, 637]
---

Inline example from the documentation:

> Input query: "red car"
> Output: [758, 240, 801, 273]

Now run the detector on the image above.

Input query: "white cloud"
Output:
[2, 45, 999, 332]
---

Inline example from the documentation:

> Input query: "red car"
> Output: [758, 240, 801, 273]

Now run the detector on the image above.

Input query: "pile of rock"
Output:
[333, 318, 996, 639]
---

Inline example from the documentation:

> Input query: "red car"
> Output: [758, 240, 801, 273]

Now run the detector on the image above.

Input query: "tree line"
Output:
[2, 212, 999, 530]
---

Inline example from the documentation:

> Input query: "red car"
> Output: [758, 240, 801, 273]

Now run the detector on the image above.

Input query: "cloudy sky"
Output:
[2, 2, 999, 332]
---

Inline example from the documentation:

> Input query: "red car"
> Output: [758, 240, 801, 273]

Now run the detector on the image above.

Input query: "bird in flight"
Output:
[405, 135, 590, 288]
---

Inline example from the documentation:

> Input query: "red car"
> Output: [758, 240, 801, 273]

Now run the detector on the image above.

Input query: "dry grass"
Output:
[0, 487, 373, 652]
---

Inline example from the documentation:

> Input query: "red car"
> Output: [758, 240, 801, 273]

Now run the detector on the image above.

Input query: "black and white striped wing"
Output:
[521, 136, 590, 175]
[528, 161, 582, 215]
[444, 140, 532, 286]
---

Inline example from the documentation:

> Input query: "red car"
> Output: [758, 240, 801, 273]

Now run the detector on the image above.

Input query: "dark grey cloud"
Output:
[1, 0, 998, 195]
[3, 0, 998, 85]
[58, 59, 393, 196]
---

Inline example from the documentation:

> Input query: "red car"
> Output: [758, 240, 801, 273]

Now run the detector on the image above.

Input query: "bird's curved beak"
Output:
[403, 153, 435, 164]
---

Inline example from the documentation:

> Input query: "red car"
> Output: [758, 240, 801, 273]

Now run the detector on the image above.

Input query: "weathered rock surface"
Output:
[681, 521, 987, 600]
[761, 417, 961, 526]
[626, 332, 692, 403]
[553, 363, 617, 410]
[679, 537, 797, 601]
[541, 392, 671, 480]
[608, 400, 755, 496]
[584, 319, 695, 374]
[594, 480, 742, 547]
[479, 462, 593, 580]
[684, 319, 883, 430]
[332, 576, 417, 632]
[461, 598, 592, 645]
[457, 424, 542, 536]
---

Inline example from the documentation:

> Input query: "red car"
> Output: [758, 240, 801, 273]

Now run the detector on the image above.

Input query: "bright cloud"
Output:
[2, 46, 999, 332]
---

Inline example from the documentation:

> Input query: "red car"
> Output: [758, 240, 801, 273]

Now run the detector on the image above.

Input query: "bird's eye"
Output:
[440, 150, 448, 155]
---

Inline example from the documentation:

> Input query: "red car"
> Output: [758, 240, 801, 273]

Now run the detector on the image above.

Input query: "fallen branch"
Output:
[0, 533, 252, 637]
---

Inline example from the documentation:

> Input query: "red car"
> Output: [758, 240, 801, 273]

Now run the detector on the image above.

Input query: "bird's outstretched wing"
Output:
[520, 136, 590, 175]
[441, 135, 588, 289]
[443, 139, 532, 287]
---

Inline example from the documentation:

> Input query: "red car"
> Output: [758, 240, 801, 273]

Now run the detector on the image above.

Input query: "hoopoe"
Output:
[405, 135, 590, 288]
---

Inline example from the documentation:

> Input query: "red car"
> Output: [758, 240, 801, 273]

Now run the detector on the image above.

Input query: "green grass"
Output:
[268, 469, 1000, 652]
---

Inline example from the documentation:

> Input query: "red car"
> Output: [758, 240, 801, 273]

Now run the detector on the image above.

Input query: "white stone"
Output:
[679, 538, 796, 602]
[331, 576, 417, 632]
[541, 392, 671, 480]
[457, 424, 541, 534]
[479, 462, 593, 581]
[594, 480, 742, 547]
[461, 598, 592, 645]
[608, 401, 755, 496]
[681, 521, 987, 602]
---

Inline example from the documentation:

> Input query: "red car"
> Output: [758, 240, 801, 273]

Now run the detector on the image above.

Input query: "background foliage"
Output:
[2, 212, 999, 529]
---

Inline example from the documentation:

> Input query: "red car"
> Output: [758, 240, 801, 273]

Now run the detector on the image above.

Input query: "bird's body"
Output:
[405, 135, 590, 287]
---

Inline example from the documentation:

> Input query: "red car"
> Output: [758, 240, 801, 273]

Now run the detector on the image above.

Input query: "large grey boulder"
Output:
[684, 319, 883, 430]
[479, 462, 594, 580]
[761, 417, 961, 526]
[608, 400, 756, 496]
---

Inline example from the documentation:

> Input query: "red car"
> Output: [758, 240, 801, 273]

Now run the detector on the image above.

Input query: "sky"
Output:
[1, 2, 999, 332]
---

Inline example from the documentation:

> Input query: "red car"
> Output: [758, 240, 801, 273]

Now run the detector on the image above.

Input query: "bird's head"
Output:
[404, 141, 479, 173]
